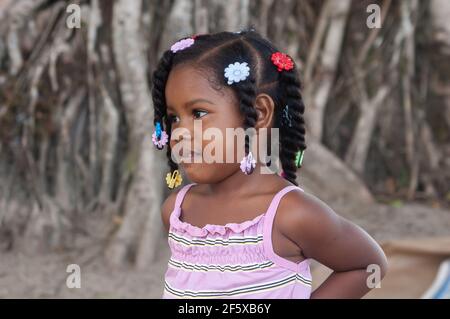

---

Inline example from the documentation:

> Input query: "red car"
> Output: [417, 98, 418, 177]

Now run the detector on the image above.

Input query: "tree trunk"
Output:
[305, 0, 351, 141]
[105, 0, 164, 268]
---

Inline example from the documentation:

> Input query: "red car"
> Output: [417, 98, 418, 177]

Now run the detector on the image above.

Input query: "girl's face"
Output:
[165, 64, 245, 184]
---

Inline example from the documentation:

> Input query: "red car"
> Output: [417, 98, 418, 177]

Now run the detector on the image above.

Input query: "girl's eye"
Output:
[168, 114, 179, 124]
[193, 109, 208, 119]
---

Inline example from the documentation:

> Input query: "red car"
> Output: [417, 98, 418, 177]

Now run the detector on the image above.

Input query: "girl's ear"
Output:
[254, 93, 275, 130]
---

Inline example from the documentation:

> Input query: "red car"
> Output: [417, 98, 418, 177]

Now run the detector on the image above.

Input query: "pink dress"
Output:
[162, 183, 312, 299]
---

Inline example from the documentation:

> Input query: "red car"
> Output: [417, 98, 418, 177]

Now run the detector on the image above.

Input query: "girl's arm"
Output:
[279, 190, 388, 299]
[161, 190, 180, 233]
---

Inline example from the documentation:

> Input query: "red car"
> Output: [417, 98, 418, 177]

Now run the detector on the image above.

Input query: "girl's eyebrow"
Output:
[185, 98, 215, 107]
[167, 98, 215, 110]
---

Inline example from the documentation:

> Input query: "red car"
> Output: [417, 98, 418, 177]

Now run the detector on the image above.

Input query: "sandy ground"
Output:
[0, 202, 449, 298]
[0, 235, 171, 298]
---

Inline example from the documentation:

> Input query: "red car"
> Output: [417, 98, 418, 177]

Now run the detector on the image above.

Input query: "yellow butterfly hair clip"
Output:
[166, 170, 183, 189]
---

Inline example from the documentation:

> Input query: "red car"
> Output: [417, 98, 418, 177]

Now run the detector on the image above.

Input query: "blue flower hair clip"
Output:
[152, 121, 169, 150]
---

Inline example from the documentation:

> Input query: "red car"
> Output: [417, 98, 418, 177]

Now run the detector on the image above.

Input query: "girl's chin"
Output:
[180, 163, 240, 184]
[179, 162, 204, 177]
[181, 168, 209, 184]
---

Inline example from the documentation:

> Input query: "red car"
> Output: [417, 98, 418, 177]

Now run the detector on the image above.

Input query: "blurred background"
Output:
[0, 0, 449, 298]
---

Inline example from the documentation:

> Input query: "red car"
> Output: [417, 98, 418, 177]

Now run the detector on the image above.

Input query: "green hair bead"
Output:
[295, 150, 304, 168]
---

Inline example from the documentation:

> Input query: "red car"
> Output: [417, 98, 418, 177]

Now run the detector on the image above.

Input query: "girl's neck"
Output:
[204, 162, 277, 197]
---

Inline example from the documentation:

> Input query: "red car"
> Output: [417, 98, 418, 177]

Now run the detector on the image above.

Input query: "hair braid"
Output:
[151, 49, 178, 172]
[278, 67, 307, 185]
[235, 73, 257, 160]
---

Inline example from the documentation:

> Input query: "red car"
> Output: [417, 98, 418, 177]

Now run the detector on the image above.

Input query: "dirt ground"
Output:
[0, 235, 171, 298]
[0, 201, 449, 298]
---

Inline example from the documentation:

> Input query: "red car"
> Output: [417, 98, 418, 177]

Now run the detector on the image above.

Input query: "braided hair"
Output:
[151, 30, 306, 186]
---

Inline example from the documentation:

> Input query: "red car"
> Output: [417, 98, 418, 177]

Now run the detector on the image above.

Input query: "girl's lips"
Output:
[181, 150, 201, 156]
[179, 150, 202, 162]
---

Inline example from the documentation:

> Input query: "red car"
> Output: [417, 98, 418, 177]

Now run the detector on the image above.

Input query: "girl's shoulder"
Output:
[276, 186, 339, 229]
[161, 187, 184, 233]
[275, 186, 388, 279]
[274, 187, 343, 251]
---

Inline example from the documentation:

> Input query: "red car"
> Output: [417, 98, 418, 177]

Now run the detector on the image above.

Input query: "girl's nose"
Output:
[173, 125, 193, 143]
[174, 117, 197, 141]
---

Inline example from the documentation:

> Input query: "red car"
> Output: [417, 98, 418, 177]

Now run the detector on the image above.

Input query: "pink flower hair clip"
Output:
[240, 151, 256, 175]
[170, 38, 195, 53]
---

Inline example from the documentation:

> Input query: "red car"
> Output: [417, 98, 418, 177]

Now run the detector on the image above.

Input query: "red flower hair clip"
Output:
[271, 52, 294, 72]
[192, 33, 208, 40]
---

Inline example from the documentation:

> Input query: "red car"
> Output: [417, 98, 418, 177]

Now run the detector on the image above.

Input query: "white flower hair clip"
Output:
[224, 62, 250, 85]
[170, 38, 195, 53]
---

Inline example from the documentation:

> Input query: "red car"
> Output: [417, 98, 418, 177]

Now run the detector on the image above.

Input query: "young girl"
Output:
[151, 30, 388, 299]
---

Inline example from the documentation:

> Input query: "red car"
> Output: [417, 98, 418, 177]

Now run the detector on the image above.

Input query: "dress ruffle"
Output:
[170, 207, 265, 237]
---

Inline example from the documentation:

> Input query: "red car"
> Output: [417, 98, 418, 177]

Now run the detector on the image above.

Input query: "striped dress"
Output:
[162, 183, 312, 299]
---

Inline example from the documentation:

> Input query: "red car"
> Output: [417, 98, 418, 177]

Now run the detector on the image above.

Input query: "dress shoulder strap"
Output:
[174, 183, 197, 210]
[265, 185, 303, 220]
[262, 184, 307, 272]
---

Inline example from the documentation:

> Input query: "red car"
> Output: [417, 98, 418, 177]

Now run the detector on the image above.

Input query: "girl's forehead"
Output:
[166, 65, 207, 94]
[165, 65, 234, 108]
